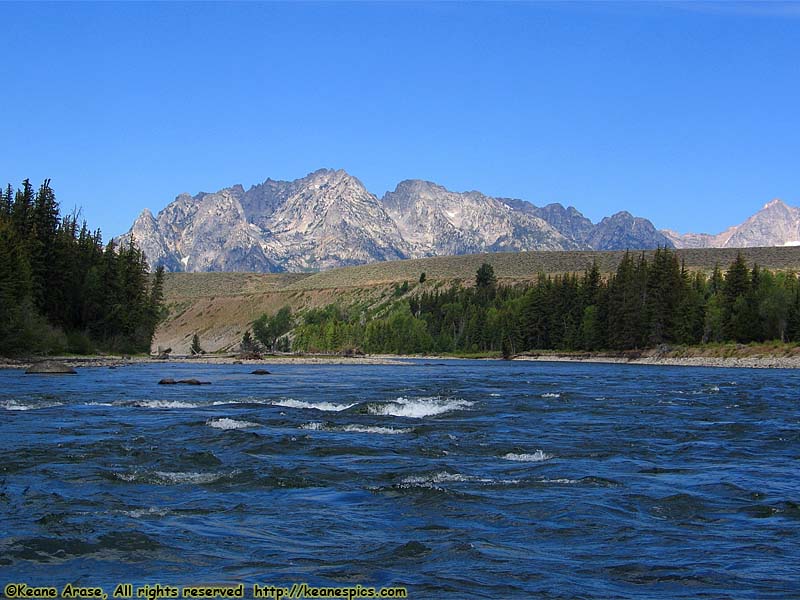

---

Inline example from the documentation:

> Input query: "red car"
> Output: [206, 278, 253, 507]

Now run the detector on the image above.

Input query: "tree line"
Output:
[0, 179, 164, 355]
[285, 248, 800, 355]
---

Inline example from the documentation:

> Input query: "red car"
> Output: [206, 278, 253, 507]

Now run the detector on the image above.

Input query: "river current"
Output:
[0, 360, 798, 598]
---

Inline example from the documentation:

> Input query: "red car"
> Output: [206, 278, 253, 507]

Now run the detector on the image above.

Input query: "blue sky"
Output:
[1, 1, 798, 238]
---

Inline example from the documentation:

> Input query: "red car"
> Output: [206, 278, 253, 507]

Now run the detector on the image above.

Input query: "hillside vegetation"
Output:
[156, 246, 800, 353]
[283, 246, 800, 290]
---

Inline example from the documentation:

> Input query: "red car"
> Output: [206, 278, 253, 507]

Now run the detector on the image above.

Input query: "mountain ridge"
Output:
[118, 169, 793, 273]
[663, 198, 800, 249]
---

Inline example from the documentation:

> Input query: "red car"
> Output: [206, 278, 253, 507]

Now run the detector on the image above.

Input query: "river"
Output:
[0, 361, 797, 598]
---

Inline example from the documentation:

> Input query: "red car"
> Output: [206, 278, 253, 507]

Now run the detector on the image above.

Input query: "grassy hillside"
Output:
[285, 246, 800, 290]
[162, 272, 311, 299]
[155, 246, 800, 353]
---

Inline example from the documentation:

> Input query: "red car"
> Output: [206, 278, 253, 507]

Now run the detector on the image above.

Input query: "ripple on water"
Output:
[206, 418, 260, 430]
[502, 450, 553, 462]
[366, 396, 474, 418]
[300, 422, 414, 435]
[396, 471, 521, 489]
[270, 398, 356, 412]
[112, 470, 231, 485]
[1, 399, 64, 411]
[1, 361, 797, 598]
[132, 400, 197, 409]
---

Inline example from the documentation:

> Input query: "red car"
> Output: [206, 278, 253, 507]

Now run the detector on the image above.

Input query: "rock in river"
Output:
[25, 361, 77, 375]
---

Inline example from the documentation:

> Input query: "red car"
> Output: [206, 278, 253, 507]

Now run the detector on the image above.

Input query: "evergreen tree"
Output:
[501, 336, 512, 360]
[0, 179, 164, 356]
[786, 285, 800, 342]
[521, 278, 551, 349]
[11, 179, 34, 238]
[148, 266, 166, 328]
[607, 252, 645, 349]
[190, 333, 203, 355]
[1, 184, 12, 218]
[476, 263, 497, 292]
[722, 254, 755, 342]
[644, 247, 683, 345]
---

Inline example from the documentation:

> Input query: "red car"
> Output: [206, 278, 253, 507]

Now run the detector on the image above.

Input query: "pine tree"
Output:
[786, 285, 800, 342]
[190, 333, 203, 355]
[644, 247, 682, 345]
[476, 263, 497, 293]
[722, 254, 755, 342]
[724, 253, 750, 303]
[0, 179, 163, 356]
[521, 278, 551, 349]
[0, 184, 12, 218]
[501, 336, 512, 359]
[240, 329, 258, 353]
[607, 252, 646, 349]
[11, 179, 34, 238]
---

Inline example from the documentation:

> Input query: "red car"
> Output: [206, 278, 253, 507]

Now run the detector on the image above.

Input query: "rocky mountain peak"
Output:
[117, 169, 690, 273]
[389, 179, 448, 199]
[664, 198, 800, 249]
[589, 211, 673, 251]
[134, 207, 156, 224]
[762, 198, 788, 211]
[303, 168, 359, 187]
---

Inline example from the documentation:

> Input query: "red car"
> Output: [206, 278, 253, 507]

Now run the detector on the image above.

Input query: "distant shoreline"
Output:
[3, 350, 800, 370]
[510, 353, 800, 369]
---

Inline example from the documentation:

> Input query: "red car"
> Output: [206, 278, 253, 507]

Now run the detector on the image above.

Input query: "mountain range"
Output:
[118, 169, 797, 272]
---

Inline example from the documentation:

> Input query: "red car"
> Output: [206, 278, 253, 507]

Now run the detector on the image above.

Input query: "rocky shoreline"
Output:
[2, 352, 800, 370]
[0, 354, 410, 370]
[512, 354, 800, 369]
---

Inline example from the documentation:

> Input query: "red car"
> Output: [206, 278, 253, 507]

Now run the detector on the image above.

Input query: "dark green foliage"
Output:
[722, 253, 756, 342]
[786, 287, 800, 341]
[501, 336, 512, 360]
[292, 250, 800, 355]
[190, 333, 203, 355]
[393, 281, 410, 297]
[0, 179, 164, 356]
[240, 329, 259, 353]
[252, 306, 293, 351]
[476, 263, 497, 291]
[419, 272, 427, 284]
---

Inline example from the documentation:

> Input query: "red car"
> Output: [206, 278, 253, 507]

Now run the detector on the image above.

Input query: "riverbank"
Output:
[3, 344, 800, 369]
[514, 353, 800, 369]
[0, 354, 410, 370]
[512, 341, 800, 368]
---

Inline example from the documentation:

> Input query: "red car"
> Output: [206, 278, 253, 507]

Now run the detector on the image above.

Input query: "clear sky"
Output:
[1, 1, 798, 238]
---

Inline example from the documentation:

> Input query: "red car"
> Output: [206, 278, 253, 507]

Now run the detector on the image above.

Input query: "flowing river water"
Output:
[0, 361, 798, 598]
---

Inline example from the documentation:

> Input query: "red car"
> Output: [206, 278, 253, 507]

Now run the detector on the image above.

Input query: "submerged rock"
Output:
[251, 369, 271, 375]
[25, 361, 77, 375]
[158, 378, 177, 385]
